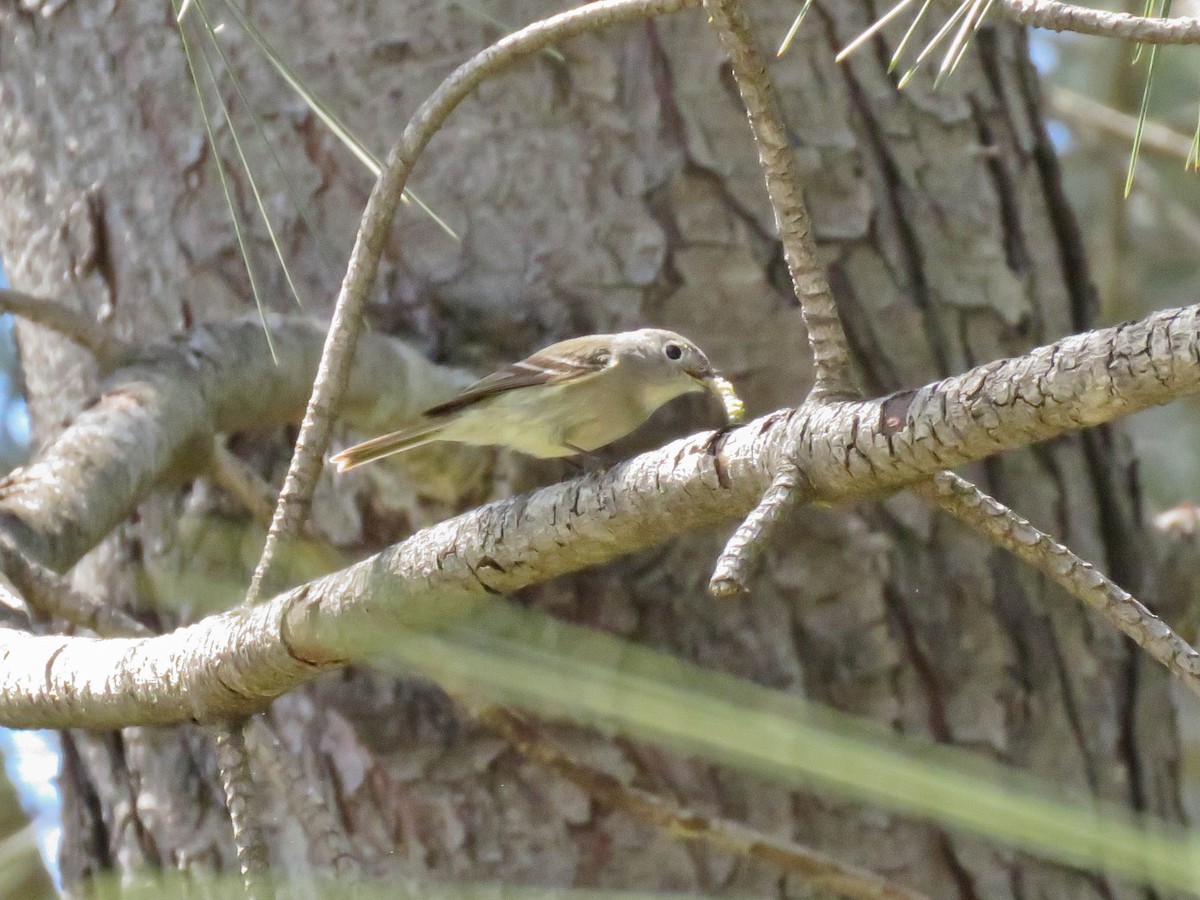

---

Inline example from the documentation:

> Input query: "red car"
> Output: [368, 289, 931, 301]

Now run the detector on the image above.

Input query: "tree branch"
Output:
[915, 472, 1200, 698]
[1002, 0, 1200, 44]
[6, 302, 1200, 726]
[698, 0, 856, 593]
[700, 0, 856, 401]
[0, 288, 130, 372]
[0, 541, 151, 638]
[213, 722, 275, 899]
[709, 459, 810, 596]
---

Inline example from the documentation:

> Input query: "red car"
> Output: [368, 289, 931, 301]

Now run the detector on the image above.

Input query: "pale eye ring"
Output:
[664, 342, 683, 361]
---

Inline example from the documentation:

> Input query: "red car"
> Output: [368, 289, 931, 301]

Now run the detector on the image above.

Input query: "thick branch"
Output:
[3, 302, 1200, 725]
[797, 305, 1200, 500]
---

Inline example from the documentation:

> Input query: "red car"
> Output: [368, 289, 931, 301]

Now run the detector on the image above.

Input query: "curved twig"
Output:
[248, 0, 703, 601]
[0, 288, 130, 372]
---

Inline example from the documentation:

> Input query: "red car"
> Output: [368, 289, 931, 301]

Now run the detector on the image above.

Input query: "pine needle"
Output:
[889, 0, 933, 73]
[1132, 0, 1157, 65]
[1187, 105, 1200, 170]
[898, 0, 970, 88]
[173, 0, 278, 362]
[973, 0, 999, 32]
[217, 0, 460, 242]
[835, 0, 917, 63]
[191, 0, 308, 311]
[935, 0, 987, 86]
[1125, 0, 1171, 197]
[777, 0, 816, 57]
[197, 0, 343, 282]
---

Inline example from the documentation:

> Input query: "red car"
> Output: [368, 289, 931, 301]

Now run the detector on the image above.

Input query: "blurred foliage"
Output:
[115, 875, 718, 900]
[361, 597, 1200, 895]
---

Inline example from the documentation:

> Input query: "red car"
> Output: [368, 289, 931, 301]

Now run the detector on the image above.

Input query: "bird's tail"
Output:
[330, 421, 445, 472]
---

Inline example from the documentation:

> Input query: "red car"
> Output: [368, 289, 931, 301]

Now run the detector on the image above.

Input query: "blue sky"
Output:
[0, 264, 58, 881]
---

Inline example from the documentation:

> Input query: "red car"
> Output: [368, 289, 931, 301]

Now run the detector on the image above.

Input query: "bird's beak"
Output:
[694, 370, 723, 394]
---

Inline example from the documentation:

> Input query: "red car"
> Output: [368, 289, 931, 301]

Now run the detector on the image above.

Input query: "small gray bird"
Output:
[331, 328, 730, 471]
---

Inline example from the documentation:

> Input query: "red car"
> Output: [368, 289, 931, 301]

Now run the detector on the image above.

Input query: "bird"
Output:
[331, 328, 732, 471]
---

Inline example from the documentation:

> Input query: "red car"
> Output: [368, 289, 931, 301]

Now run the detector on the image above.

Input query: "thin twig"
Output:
[232, 0, 707, 887]
[1050, 86, 1193, 162]
[1002, 0, 1200, 43]
[247, 717, 362, 879]
[246, 0, 701, 605]
[710, 459, 810, 596]
[701, 0, 856, 401]
[0, 288, 129, 372]
[700, 0, 855, 592]
[213, 723, 276, 900]
[916, 471, 1200, 698]
[178, 1, 284, 866]
[479, 707, 930, 900]
[0, 541, 152, 638]
[211, 443, 343, 570]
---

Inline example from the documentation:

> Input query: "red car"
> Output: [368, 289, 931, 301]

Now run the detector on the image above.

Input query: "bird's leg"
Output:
[562, 443, 605, 473]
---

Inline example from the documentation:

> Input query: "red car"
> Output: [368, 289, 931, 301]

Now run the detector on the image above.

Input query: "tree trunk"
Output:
[0, 0, 1180, 896]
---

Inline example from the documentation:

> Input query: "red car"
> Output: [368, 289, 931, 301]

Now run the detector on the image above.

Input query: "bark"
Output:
[0, 0, 1181, 898]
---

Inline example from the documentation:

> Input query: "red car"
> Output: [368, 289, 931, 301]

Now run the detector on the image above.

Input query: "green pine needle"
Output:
[1131, 0, 1159, 65]
[777, 0, 816, 57]
[1188, 105, 1200, 171]
[218, 0, 460, 242]
[889, 0, 934, 73]
[191, 0, 308, 312]
[908, 0, 971, 88]
[173, 0, 278, 363]
[835, 0, 916, 63]
[1125, 0, 1171, 198]
[937, 0, 988, 83]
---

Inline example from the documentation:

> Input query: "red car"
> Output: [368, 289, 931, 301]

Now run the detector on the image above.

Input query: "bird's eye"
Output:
[664, 343, 683, 361]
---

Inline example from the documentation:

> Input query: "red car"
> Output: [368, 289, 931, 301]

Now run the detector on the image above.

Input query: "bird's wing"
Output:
[422, 335, 615, 417]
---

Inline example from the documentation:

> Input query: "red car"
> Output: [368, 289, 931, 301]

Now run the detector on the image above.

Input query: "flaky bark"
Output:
[0, 0, 1184, 898]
